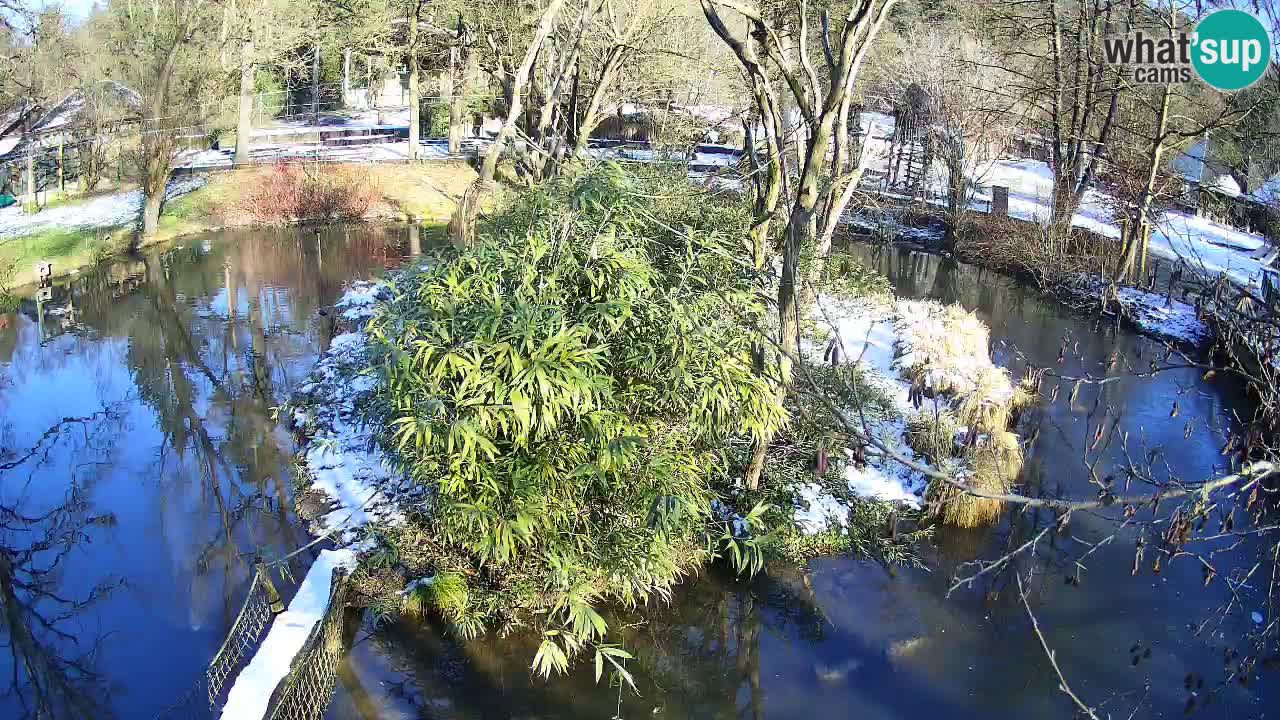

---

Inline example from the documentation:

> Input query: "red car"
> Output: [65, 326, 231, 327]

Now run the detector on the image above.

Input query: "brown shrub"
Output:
[954, 212, 1121, 288]
[235, 162, 382, 224]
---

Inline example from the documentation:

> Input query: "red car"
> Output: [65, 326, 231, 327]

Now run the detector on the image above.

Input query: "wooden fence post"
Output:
[57, 138, 64, 194]
[256, 562, 286, 614]
[25, 145, 35, 205]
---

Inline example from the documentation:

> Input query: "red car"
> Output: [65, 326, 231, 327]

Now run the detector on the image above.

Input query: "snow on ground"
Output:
[858, 111, 1276, 289]
[218, 548, 356, 720]
[795, 294, 1017, 532]
[796, 297, 923, 532]
[1070, 276, 1210, 345]
[1112, 285, 1209, 344]
[291, 281, 409, 541]
[0, 176, 206, 240]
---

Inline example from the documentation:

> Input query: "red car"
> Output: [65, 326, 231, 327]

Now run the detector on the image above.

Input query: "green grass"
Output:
[5, 227, 97, 263]
[0, 226, 126, 288]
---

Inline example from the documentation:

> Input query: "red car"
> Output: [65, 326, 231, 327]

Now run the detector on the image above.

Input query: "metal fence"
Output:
[152, 561, 351, 720]
[265, 568, 352, 720]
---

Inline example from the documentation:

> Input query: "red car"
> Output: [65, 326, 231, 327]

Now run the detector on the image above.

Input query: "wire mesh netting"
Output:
[206, 572, 273, 706]
[264, 569, 351, 720]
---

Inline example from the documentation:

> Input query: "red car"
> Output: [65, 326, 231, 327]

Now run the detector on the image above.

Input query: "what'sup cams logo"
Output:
[1104, 9, 1272, 91]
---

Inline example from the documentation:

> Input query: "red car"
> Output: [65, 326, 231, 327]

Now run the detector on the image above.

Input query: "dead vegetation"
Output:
[953, 213, 1122, 289]
[234, 163, 383, 224]
[892, 300, 1034, 528]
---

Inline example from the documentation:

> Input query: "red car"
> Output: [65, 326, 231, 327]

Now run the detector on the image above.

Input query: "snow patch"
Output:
[796, 294, 1016, 531]
[292, 282, 408, 542]
[0, 176, 206, 240]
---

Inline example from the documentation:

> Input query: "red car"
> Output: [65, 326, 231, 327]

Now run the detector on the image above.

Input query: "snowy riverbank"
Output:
[795, 294, 1019, 533]
[216, 281, 410, 720]
[0, 175, 206, 240]
[290, 281, 409, 540]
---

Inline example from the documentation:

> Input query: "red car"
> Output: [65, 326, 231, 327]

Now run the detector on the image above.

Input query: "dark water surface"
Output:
[0, 224, 427, 718]
[326, 244, 1277, 720]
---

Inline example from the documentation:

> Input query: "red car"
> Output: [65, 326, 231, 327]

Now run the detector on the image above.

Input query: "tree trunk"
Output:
[1116, 91, 1172, 282]
[342, 47, 351, 106]
[449, 49, 477, 155]
[140, 180, 165, 239]
[478, 8, 561, 186]
[235, 39, 255, 165]
[449, 0, 566, 245]
[25, 143, 34, 205]
[407, 9, 420, 161]
[572, 46, 625, 158]
[311, 44, 321, 125]
[441, 50, 456, 145]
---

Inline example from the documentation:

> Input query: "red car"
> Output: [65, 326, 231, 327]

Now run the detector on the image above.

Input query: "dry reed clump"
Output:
[895, 300, 1026, 528]
[894, 301, 990, 393]
[234, 162, 382, 224]
[953, 213, 1120, 288]
[925, 434, 1022, 528]
[905, 409, 961, 463]
[955, 366, 1015, 435]
[1010, 368, 1042, 418]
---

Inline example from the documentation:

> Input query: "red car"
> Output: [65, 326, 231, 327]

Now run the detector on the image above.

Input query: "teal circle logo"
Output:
[1192, 9, 1271, 91]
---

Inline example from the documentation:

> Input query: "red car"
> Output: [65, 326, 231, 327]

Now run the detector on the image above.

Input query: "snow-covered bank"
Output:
[291, 281, 408, 540]
[797, 298, 926, 532]
[217, 281, 409, 719]
[797, 295, 1018, 532]
[857, 110, 1276, 289]
[218, 548, 355, 720]
[0, 175, 206, 240]
[1065, 277, 1211, 346]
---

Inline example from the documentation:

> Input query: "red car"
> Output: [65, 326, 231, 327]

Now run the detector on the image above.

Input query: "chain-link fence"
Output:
[151, 559, 352, 720]
[264, 568, 352, 720]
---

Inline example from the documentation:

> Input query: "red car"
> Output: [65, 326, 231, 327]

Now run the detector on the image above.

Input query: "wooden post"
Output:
[25, 145, 35, 205]
[57, 138, 64, 193]
[256, 562, 286, 614]
[342, 48, 351, 106]
[991, 185, 1009, 217]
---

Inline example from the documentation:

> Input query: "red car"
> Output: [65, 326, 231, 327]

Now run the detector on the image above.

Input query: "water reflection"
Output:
[328, 243, 1275, 720]
[0, 224, 423, 718]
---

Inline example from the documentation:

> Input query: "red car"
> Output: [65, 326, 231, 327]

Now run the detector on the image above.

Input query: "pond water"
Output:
[0, 224, 429, 719]
[2, 229, 1274, 720]
[325, 244, 1277, 720]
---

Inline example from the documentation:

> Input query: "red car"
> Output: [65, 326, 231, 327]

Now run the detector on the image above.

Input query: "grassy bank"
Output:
[0, 161, 480, 291]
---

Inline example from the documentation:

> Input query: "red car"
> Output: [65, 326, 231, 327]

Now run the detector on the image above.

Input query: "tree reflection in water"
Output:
[0, 409, 125, 720]
[0, 224, 421, 718]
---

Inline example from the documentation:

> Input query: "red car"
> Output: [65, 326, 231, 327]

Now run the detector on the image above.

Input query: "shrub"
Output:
[234, 162, 381, 224]
[955, 212, 1119, 288]
[366, 163, 783, 674]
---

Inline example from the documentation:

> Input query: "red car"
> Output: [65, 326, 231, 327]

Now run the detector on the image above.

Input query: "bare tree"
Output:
[702, 0, 900, 489]
[988, 0, 1129, 227]
[448, 0, 568, 245]
[99, 0, 226, 242]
